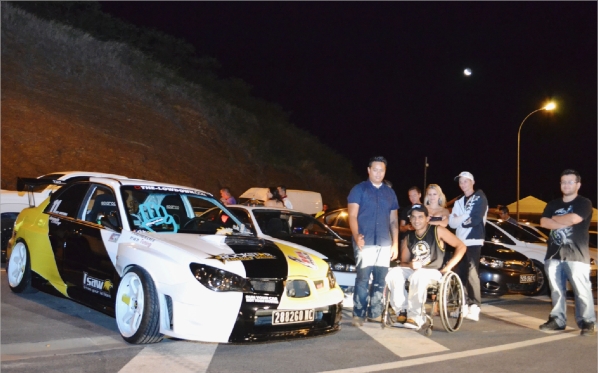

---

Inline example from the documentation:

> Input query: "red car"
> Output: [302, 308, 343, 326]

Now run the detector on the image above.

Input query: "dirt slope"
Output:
[1, 5, 355, 207]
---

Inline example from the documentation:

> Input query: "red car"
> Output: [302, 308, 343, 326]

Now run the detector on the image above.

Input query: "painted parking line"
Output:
[358, 322, 449, 357]
[1, 336, 129, 362]
[318, 332, 577, 373]
[118, 341, 218, 373]
[341, 310, 448, 358]
[480, 304, 575, 332]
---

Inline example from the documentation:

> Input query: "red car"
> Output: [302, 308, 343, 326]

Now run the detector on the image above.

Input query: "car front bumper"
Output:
[480, 267, 537, 296]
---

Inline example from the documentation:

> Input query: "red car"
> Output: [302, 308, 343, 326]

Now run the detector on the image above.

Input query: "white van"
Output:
[238, 188, 323, 215]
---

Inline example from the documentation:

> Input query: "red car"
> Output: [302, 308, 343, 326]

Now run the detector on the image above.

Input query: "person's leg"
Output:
[544, 259, 568, 327]
[368, 246, 390, 319]
[563, 261, 596, 327]
[353, 245, 374, 321]
[456, 253, 470, 304]
[406, 268, 442, 326]
[385, 267, 411, 313]
[465, 245, 482, 307]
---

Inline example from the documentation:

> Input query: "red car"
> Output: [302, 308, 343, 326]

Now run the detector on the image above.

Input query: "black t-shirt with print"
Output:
[542, 195, 593, 263]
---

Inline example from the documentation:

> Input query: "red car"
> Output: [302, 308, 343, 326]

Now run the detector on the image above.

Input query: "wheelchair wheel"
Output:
[424, 326, 433, 337]
[438, 271, 465, 332]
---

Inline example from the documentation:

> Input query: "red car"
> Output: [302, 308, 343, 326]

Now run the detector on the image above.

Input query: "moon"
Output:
[464, 68, 472, 76]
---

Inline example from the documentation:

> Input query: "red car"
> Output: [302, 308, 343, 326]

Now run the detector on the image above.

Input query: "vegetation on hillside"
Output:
[2, 2, 360, 206]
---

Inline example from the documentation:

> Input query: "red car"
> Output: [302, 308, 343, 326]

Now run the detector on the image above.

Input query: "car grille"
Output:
[250, 279, 281, 293]
[504, 260, 532, 272]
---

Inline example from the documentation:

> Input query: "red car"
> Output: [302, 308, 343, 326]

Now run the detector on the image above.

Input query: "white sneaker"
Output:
[450, 304, 468, 318]
[465, 304, 480, 321]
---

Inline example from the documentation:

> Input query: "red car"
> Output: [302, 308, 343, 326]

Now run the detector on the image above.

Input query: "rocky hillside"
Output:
[1, 3, 359, 208]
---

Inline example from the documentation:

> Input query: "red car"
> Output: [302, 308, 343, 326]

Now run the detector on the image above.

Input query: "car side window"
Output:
[336, 213, 349, 228]
[324, 211, 339, 225]
[43, 183, 90, 218]
[485, 223, 515, 245]
[496, 221, 544, 243]
[290, 214, 331, 237]
[84, 186, 118, 225]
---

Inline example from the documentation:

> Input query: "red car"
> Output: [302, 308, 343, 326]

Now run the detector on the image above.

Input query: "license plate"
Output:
[272, 309, 315, 325]
[520, 274, 536, 283]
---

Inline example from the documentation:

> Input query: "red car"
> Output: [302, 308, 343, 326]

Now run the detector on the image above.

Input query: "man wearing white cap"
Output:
[449, 171, 488, 321]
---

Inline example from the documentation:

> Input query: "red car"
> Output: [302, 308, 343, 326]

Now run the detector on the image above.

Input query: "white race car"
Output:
[6, 176, 343, 344]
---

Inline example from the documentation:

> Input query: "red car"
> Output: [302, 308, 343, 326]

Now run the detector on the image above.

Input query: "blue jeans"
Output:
[353, 245, 390, 319]
[545, 259, 596, 328]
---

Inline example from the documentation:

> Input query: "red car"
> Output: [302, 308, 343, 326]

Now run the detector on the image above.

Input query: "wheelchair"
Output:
[381, 270, 465, 336]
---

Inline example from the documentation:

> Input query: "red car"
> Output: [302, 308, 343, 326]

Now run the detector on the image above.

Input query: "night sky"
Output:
[99, 2, 597, 209]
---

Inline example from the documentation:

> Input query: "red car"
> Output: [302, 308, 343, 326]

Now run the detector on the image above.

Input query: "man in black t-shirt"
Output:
[539, 169, 596, 336]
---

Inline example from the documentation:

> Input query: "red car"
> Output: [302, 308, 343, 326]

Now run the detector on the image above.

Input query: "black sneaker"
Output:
[539, 316, 565, 331]
[580, 321, 596, 336]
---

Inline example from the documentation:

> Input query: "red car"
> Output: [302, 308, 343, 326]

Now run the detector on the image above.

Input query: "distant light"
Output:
[543, 102, 556, 110]
[464, 68, 472, 76]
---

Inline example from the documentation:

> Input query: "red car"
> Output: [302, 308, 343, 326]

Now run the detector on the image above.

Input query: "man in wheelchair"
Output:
[385, 204, 466, 330]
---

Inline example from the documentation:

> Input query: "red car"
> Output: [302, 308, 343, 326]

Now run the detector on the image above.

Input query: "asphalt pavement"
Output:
[1, 265, 596, 373]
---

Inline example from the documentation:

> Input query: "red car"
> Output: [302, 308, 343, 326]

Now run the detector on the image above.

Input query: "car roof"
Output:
[43, 171, 129, 180]
[88, 177, 213, 197]
[229, 205, 302, 214]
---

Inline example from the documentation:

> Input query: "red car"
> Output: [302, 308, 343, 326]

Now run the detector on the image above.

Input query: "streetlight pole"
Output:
[423, 157, 429, 192]
[517, 102, 556, 221]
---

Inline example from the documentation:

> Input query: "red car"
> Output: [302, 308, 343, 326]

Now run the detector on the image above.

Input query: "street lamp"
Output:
[516, 102, 556, 221]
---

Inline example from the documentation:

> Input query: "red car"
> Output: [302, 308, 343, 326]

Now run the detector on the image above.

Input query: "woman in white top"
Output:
[264, 187, 284, 208]
[424, 184, 450, 227]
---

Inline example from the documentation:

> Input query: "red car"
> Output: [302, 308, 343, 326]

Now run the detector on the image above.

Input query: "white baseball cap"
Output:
[454, 171, 474, 181]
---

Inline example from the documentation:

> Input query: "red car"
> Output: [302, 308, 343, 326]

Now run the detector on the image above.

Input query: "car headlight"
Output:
[480, 256, 504, 268]
[327, 268, 337, 288]
[328, 261, 356, 272]
[190, 263, 253, 292]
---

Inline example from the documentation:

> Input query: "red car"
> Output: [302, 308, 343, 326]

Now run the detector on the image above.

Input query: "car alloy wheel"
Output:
[115, 266, 163, 344]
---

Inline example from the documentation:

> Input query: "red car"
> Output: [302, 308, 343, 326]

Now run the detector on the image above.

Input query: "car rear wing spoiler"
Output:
[16, 177, 69, 207]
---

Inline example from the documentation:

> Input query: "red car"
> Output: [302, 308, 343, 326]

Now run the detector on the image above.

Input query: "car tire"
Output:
[528, 260, 548, 296]
[115, 266, 163, 344]
[1, 218, 15, 263]
[7, 240, 37, 293]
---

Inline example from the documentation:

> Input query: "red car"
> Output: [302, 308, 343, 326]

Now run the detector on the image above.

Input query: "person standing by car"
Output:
[264, 187, 284, 207]
[399, 187, 423, 240]
[424, 184, 450, 227]
[497, 205, 518, 225]
[277, 185, 293, 209]
[539, 169, 595, 336]
[219, 187, 236, 206]
[448, 171, 488, 322]
[347, 156, 399, 326]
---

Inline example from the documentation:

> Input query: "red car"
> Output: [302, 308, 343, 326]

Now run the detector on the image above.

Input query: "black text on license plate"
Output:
[272, 309, 315, 325]
[520, 274, 536, 283]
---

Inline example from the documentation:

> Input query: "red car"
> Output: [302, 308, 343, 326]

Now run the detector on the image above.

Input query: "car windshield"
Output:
[252, 210, 333, 238]
[518, 224, 547, 242]
[495, 220, 545, 244]
[120, 185, 247, 235]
